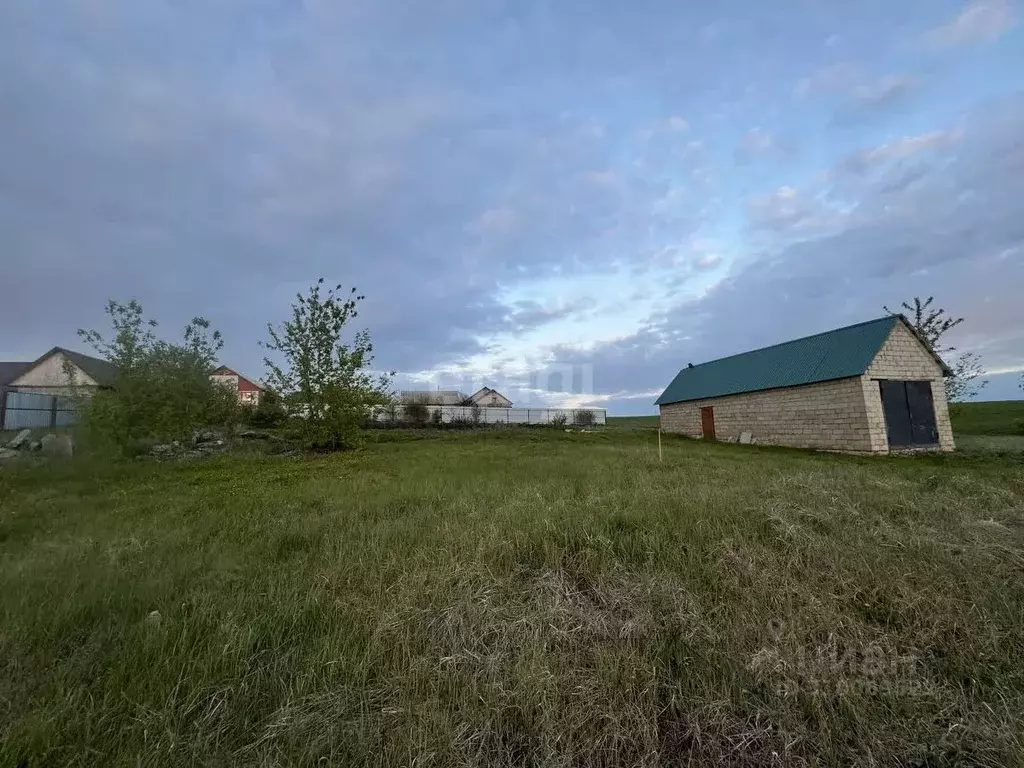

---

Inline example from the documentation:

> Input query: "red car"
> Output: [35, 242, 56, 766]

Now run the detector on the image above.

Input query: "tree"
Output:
[263, 279, 392, 450]
[883, 296, 987, 402]
[78, 301, 239, 452]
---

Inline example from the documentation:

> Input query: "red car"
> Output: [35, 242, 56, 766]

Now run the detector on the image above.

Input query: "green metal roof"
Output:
[656, 315, 930, 406]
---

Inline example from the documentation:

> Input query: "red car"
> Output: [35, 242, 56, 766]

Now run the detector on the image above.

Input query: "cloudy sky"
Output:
[2, 0, 1022, 412]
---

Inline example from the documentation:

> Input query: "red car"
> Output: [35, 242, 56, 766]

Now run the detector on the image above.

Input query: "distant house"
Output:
[656, 315, 954, 453]
[0, 361, 30, 389]
[466, 386, 513, 408]
[398, 390, 468, 405]
[398, 387, 513, 407]
[3, 347, 116, 395]
[210, 366, 265, 405]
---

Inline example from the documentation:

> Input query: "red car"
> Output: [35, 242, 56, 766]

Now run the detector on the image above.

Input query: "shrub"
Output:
[573, 409, 596, 427]
[77, 301, 241, 455]
[551, 413, 568, 428]
[430, 408, 443, 427]
[248, 389, 287, 429]
[404, 396, 431, 428]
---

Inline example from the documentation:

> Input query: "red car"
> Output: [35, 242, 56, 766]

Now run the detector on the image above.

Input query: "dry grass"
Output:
[1, 428, 1022, 766]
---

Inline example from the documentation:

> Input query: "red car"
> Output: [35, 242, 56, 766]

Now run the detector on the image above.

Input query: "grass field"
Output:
[950, 400, 1024, 435]
[2, 427, 1023, 766]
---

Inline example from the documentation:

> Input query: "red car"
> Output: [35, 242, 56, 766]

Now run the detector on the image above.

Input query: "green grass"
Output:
[951, 400, 1024, 436]
[2, 429, 1023, 766]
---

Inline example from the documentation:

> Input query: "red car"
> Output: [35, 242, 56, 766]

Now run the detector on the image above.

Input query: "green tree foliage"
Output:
[247, 388, 288, 429]
[77, 300, 239, 453]
[884, 296, 988, 402]
[263, 279, 392, 450]
[403, 395, 431, 427]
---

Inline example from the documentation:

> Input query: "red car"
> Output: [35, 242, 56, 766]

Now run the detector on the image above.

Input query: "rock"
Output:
[739, 431, 752, 445]
[564, 429, 572, 433]
[238, 429, 270, 440]
[39, 434, 57, 454]
[52, 434, 74, 458]
[7, 429, 31, 449]
[150, 444, 175, 457]
[28, 440, 41, 452]
[193, 429, 221, 445]
[145, 610, 162, 627]
[0, 447, 20, 462]
[195, 440, 226, 452]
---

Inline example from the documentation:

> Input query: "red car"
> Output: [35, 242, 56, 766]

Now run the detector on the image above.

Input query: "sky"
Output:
[1, 0, 1022, 413]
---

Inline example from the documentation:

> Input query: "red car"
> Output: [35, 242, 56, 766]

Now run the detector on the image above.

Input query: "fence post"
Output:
[50, 396, 59, 429]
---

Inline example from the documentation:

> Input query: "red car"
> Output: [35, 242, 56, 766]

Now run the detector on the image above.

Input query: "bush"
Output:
[248, 389, 287, 429]
[404, 397, 430, 428]
[573, 409, 596, 427]
[77, 301, 241, 455]
[551, 413, 568, 428]
[430, 408, 443, 427]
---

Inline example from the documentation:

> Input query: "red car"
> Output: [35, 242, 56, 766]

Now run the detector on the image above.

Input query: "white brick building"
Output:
[657, 316, 954, 454]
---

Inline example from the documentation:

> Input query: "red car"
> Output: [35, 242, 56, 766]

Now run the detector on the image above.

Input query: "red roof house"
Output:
[210, 366, 265, 405]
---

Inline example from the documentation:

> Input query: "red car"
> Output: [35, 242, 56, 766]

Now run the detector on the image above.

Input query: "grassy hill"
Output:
[950, 400, 1024, 435]
[2, 428, 1022, 765]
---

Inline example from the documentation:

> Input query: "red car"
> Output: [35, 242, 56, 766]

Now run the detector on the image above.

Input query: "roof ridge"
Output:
[681, 315, 896, 372]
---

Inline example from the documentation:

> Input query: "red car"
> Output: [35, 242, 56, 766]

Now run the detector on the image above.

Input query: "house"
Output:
[466, 386, 513, 408]
[398, 390, 468, 405]
[656, 315, 955, 454]
[210, 366, 265, 405]
[0, 361, 30, 388]
[397, 387, 514, 407]
[4, 347, 117, 395]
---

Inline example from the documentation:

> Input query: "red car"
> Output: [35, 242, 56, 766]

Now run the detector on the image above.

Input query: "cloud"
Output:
[926, 0, 1015, 47]
[838, 130, 963, 175]
[500, 298, 597, 333]
[794, 62, 861, 98]
[665, 115, 690, 132]
[695, 254, 722, 270]
[0, 1, 1020, 415]
[733, 128, 774, 163]
[746, 186, 840, 234]
[851, 75, 920, 109]
[533, 98, 1024, 411]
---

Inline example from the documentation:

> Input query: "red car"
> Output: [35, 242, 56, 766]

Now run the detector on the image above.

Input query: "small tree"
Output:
[263, 279, 392, 450]
[404, 394, 431, 428]
[884, 296, 988, 402]
[573, 409, 596, 427]
[248, 388, 287, 429]
[78, 300, 239, 453]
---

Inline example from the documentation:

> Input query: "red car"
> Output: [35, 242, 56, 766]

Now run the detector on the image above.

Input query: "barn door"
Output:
[906, 381, 939, 445]
[879, 380, 938, 448]
[700, 406, 716, 440]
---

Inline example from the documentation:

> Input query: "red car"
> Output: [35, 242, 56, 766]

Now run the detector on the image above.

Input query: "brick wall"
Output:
[659, 376, 874, 452]
[658, 320, 955, 454]
[862, 322, 954, 452]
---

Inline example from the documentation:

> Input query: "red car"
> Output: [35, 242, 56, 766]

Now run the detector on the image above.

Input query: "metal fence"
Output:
[371, 404, 607, 426]
[1, 390, 80, 430]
